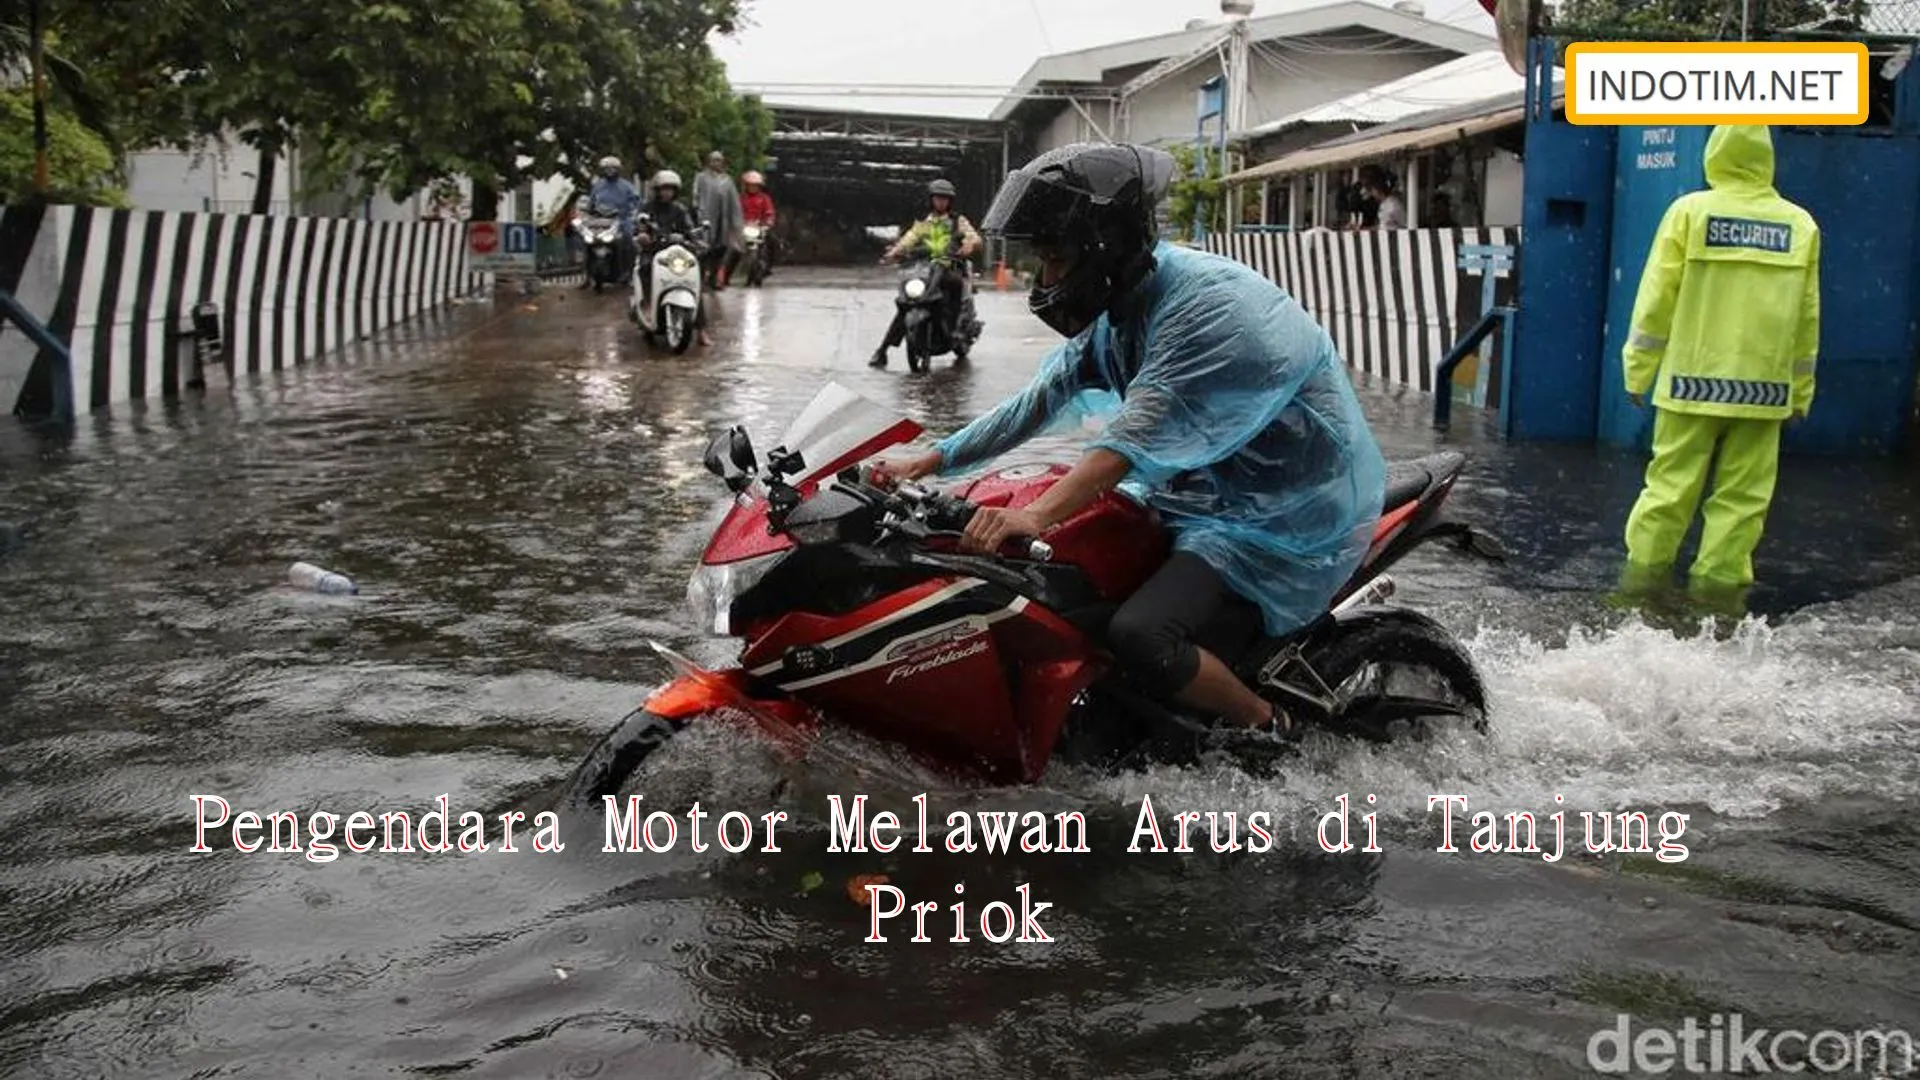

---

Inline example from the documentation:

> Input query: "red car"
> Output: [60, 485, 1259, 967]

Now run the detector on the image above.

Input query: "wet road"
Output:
[2, 266, 1918, 1078]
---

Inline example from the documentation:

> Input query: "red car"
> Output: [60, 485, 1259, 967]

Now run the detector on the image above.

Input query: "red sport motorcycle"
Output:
[557, 384, 1506, 808]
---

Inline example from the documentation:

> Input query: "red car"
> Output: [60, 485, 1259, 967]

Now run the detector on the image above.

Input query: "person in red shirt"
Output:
[740, 170, 776, 225]
[738, 170, 779, 277]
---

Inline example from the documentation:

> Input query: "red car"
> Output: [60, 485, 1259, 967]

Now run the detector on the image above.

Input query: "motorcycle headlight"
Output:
[687, 551, 788, 635]
[666, 253, 696, 275]
[903, 278, 927, 299]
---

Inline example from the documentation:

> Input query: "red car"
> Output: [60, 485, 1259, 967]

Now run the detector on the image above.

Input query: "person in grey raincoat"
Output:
[693, 151, 744, 289]
[872, 143, 1387, 746]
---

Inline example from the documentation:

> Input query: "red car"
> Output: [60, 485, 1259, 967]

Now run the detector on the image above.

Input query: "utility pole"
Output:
[30, 0, 50, 193]
[1223, 0, 1254, 229]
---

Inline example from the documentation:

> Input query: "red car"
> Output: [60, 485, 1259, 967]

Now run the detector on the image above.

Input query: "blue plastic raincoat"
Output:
[588, 176, 641, 229]
[932, 241, 1387, 637]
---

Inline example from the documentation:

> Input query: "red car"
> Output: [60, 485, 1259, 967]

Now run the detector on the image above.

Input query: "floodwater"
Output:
[2, 267, 1917, 1079]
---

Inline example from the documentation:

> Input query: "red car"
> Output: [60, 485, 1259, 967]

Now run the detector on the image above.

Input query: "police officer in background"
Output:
[871, 178, 984, 368]
[1618, 124, 1821, 612]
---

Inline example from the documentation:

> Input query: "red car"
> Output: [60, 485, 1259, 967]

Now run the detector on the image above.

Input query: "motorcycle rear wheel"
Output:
[1274, 613, 1488, 743]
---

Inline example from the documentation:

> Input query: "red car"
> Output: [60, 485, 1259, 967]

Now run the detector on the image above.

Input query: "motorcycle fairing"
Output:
[701, 383, 923, 565]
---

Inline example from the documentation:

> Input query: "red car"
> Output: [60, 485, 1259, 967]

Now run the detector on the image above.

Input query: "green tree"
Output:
[310, 0, 769, 218]
[57, 0, 391, 210]
[1552, 0, 1869, 39]
[1167, 143, 1226, 241]
[0, 88, 125, 205]
[60, 0, 769, 217]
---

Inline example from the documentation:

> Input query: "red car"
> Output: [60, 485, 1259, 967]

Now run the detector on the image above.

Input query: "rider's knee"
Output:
[1106, 606, 1200, 698]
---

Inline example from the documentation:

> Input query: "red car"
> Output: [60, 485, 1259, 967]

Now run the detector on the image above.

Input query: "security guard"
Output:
[1620, 124, 1820, 605]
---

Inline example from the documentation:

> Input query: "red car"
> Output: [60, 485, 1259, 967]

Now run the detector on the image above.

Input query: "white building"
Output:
[1224, 57, 1566, 229]
[992, 0, 1493, 156]
[120, 128, 573, 224]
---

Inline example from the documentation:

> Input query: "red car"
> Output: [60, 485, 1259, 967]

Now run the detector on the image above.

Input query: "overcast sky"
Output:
[711, 0, 1500, 118]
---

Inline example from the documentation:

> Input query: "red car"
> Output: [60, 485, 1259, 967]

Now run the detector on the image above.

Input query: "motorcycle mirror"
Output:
[727, 427, 759, 473]
[702, 426, 759, 493]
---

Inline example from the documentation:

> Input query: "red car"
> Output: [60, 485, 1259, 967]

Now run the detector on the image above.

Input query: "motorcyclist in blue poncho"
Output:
[587, 156, 643, 279]
[873, 143, 1387, 744]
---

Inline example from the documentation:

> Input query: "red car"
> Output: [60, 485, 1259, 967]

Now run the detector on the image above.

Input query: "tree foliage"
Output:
[0, 89, 125, 205]
[0, 0, 129, 154]
[1551, 0, 1870, 39]
[10, 0, 771, 213]
[1166, 143, 1227, 241]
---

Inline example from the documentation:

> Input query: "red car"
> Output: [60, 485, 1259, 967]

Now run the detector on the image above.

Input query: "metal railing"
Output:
[1433, 306, 1516, 430]
[1, 287, 73, 424]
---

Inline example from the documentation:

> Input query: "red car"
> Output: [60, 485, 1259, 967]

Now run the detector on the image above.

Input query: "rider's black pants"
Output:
[1106, 552, 1263, 701]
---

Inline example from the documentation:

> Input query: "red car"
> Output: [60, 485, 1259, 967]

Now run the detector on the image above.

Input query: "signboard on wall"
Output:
[468, 222, 536, 273]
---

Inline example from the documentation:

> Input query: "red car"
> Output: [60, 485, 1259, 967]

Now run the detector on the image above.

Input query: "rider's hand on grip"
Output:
[962, 505, 1049, 558]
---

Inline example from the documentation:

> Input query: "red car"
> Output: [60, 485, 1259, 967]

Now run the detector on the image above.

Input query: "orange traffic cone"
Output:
[994, 261, 1011, 290]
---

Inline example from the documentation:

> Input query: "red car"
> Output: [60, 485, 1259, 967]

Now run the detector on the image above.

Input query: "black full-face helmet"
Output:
[981, 142, 1176, 338]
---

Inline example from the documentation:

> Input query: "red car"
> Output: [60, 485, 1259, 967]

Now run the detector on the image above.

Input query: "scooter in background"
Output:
[630, 217, 708, 354]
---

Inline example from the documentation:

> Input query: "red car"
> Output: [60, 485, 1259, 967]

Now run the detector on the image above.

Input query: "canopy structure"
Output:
[1223, 75, 1563, 185]
[759, 104, 1016, 263]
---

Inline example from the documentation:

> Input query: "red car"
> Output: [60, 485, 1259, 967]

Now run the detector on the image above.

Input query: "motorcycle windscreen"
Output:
[774, 382, 925, 487]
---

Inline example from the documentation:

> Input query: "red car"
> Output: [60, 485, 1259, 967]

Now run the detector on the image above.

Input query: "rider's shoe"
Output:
[868, 348, 889, 368]
[1201, 704, 1299, 754]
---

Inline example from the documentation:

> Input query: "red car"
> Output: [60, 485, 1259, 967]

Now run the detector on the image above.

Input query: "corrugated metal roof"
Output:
[1236, 50, 1533, 140]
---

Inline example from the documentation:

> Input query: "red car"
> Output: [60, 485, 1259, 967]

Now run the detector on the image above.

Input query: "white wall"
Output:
[1481, 147, 1524, 227]
[122, 130, 478, 221]
[124, 136, 294, 214]
[1042, 103, 1100, 149]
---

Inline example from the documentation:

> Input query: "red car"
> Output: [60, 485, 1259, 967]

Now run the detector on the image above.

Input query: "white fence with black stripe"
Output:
[1204, 227, 1521, 401]
[1, 204, 487, 418]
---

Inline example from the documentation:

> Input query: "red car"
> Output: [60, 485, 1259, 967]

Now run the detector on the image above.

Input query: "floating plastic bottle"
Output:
[289, 561, 358, 595]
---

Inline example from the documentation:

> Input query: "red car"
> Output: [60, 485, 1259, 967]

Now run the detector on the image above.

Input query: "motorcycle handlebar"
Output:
[860, 470, 1052, 562]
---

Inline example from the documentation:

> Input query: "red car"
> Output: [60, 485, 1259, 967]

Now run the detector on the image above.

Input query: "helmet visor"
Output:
[981, 172, 1084, 240]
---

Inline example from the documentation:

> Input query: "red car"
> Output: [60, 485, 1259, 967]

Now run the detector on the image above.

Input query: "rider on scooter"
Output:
[586, 156, 642, 281]
[740, 170, 777, 276]
[636, 169, 712, 348]
[870, 178, 984, 368]
[872, 143, 1387, 746]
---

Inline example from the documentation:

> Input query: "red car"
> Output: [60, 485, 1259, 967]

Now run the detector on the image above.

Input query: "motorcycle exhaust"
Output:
[1332, 574, 1395, 614]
